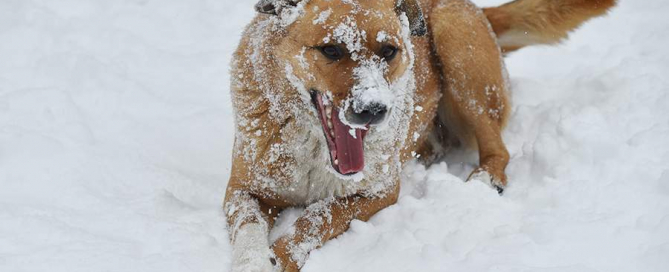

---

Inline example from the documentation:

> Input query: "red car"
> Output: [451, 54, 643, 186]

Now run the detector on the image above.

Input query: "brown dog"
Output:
[225, 0, 615, 271]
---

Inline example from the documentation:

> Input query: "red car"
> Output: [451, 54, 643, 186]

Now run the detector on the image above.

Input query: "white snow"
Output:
[376, 30, 389, 42]
[1, 0, 668, 272]
[312, 8, 332, 25]
[332, 16, 367, 60]
[350, 58, 393, 115]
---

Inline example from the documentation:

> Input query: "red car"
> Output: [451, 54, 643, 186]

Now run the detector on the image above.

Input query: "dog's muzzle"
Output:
[346, 101, 388, 126]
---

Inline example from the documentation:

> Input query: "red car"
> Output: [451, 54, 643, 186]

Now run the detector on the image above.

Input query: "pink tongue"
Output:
[332, 108, 365, 174]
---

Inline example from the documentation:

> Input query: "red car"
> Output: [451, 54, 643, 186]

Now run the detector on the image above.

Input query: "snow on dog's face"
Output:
[261, 0, 425, 176]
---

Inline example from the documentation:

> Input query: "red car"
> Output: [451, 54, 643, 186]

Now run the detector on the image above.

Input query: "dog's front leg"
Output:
[270, 186, 399, 272]
[225, 188, 279, 272]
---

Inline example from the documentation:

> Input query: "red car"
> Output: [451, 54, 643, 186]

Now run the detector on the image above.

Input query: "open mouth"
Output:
[310, 90, 368, 175]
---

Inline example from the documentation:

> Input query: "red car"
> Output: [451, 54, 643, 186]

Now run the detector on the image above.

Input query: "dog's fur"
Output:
[225, 0, 615, 271]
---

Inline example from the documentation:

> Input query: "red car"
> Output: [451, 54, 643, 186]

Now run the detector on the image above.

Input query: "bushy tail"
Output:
[483, 0, 616, 53]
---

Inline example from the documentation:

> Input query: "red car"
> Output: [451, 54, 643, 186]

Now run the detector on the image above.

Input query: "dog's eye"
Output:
[380, 45, 398, 61]
[320, 45, 344, 61]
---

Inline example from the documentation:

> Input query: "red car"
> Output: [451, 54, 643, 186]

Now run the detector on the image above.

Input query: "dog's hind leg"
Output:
[430, 0, 511, 193]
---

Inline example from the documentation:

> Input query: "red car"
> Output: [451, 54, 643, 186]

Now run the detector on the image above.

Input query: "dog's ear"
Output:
[255, 0, 300, 15]
[255, 0, 278, 15]
[395, 0, 427, 36]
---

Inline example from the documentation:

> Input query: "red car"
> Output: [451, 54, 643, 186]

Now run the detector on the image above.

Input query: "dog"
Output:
[225, 0, 615, 271]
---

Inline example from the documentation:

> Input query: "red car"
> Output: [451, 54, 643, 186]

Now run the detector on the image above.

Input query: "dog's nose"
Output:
[347, 102, 388, 126]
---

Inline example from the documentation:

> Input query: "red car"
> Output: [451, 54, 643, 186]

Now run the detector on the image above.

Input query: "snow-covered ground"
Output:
[1, 0, 668, 271]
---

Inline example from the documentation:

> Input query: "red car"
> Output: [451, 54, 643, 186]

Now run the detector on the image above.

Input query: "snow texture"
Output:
[1, 0, 668, 272]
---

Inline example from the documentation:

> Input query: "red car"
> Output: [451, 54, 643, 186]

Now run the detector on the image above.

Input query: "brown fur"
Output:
[225, 0, 614, 271]
[484, 0, 616, 53]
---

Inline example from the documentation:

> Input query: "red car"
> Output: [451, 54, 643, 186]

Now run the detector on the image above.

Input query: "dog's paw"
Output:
[231, 223, 281, 272]
[467, 169, 505, 195]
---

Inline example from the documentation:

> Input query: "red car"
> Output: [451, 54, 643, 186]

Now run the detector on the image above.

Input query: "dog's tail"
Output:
[483, 0, 616, 53]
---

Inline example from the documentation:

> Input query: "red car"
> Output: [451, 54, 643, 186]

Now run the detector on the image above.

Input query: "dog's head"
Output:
[256, 0, 425, 176]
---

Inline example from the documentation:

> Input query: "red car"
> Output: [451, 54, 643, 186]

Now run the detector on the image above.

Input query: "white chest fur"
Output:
[268, 122, 372, 205]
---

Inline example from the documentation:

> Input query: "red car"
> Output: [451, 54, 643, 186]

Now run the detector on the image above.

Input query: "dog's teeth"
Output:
[325, 106, 334, 134]
[334, 159, 339, 165]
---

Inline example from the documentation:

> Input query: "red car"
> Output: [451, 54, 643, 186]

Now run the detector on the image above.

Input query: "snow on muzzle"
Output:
[346, 94, 389, 126]
[348, 59, 394, 127]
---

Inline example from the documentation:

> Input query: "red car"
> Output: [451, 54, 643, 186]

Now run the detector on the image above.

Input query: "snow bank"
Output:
[1, 0, 668, 272]
[0, 0, 247, 270]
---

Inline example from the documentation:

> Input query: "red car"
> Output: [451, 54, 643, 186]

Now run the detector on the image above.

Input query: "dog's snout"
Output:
[363, 102, 387, 116]
[347, 102, 388, 126]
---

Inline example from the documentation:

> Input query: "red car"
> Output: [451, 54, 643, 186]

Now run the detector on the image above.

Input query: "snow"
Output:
[332, 16, 367, 60]
[312, 8, 332, 25]
[350, 58, 393, 119]
[376, 30, 389, 42]
[1, 0, 668, 272]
